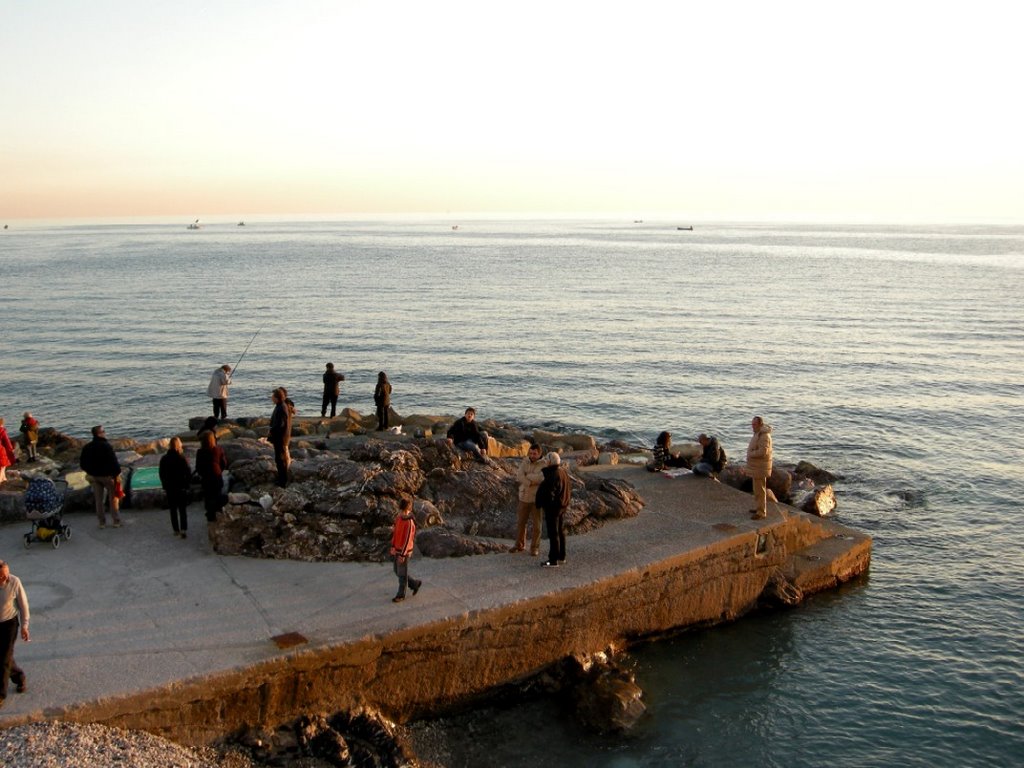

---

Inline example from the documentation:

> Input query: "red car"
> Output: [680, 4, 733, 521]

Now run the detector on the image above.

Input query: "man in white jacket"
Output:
[746, 416, 774, 520]
[207, 365, 232, 419]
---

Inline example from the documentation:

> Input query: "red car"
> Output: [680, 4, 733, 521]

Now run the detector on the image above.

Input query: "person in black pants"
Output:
[195, 430, 228, 522]
[159, 436, 192, 538]
[321, 362, 345, 418]
[536, 453, 572, 567]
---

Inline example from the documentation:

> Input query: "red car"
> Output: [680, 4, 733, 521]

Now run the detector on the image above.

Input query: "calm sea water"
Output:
[2, 218, 1023, 765]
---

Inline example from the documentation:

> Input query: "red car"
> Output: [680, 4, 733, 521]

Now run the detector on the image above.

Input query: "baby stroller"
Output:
[23, 477, 72, 549]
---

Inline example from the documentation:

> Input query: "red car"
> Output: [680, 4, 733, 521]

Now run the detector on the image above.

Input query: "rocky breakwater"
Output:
[0, 409, 868, 759]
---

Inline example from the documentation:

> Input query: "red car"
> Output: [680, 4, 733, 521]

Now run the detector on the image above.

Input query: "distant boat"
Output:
[187, 219, 201, 230]
[634, 220, 644, 223]
[238, 221, 245, 226]
[452, 225, 459, 230]
[677, 226, 693, 231]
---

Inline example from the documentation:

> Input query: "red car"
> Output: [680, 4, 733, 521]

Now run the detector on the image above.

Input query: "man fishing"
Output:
[207, 365, 232, 419]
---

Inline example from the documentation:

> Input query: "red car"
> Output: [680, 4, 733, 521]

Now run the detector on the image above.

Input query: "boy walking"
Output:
[390, 497, 422, 603]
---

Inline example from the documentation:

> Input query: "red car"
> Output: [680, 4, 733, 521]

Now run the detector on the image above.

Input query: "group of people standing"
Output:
[0, 414, 38, 488]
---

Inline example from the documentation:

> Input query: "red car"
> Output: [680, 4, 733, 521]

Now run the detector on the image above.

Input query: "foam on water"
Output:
[2, 219, 1023, 765]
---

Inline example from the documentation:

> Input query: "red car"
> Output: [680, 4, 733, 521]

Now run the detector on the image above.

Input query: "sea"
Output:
[2, 218, 1022, 766]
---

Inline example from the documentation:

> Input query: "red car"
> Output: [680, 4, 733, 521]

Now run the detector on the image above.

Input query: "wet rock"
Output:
[567, 653, 647, 735]
[793, 483, 837, 517]
[759, 569, 804, 608]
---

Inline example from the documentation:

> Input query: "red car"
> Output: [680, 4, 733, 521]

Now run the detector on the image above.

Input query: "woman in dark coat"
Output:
[268, 388, 292, 488]
[159, 436, 192, 538]
[194, 430, 228, 522]
[374, 372, 393, 431]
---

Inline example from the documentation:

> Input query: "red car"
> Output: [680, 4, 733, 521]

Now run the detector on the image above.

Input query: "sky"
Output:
[1, 0, 1021, 223]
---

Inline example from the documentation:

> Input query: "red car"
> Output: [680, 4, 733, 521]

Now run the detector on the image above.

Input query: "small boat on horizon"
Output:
[187, 219, 201, 230]
[677, 226, 693, 231]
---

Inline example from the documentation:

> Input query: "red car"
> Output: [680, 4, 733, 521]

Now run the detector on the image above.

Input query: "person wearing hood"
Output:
[536, 452, 572, 567]
[19, 412, 39, 462]
[746, 416, 774, 519]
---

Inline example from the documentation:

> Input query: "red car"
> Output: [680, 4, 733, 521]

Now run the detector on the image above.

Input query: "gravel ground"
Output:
[0, 722, 258, 768]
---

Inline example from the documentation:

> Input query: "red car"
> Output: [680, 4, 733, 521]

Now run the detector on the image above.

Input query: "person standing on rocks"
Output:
[512, 443, 547, 555]
[321, 362, 345, 418]
[0, 560, 30, 709]
[374, 372, 392, 431]
[269, 388, 292, 488]
[537, 452, 572, 567]
[79, 425, 122, 528]
[693, 433, 727, 478]
[746, 416, 774, 519]
[0, 419, 15, 487]
[207, 365, 232, 420]
[159, 437, 193, 538]
[19, 412, 39, 462]
[446, 407, 491, 464]
[195, 430, 228, 522]
[389, 497, 422, 603]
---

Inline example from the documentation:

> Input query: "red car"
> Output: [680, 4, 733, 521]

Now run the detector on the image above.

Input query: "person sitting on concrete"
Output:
[446, 407, 491, 463]
[692, 433, 727, 478]
[647, 431, 690, 472]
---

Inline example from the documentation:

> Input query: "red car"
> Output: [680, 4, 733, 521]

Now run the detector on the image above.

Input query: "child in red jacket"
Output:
[389, 497, 422, 603]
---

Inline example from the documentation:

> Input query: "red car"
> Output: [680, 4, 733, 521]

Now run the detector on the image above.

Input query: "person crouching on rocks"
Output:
[390, 497, 422, 603]
[692, 433, 727, 478]
[537, 453, 572, 567]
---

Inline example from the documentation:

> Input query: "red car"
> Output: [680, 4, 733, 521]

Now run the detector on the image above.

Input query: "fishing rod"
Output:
[231, 323, 267, 375]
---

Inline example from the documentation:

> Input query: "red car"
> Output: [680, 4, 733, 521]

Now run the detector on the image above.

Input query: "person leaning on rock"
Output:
[0, 560, 30, 709]
[693, 433, 727, 478]
[207, 364, 232, 420]
[746, 416, 774, 520]
[321, 362, 345, 418]
[79, 425, 122, 528]
[446, 407, 491, 464]
[512, 442, 547, 555]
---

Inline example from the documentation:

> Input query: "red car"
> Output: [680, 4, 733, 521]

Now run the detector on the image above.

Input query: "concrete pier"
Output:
[0, 465, 870, 745]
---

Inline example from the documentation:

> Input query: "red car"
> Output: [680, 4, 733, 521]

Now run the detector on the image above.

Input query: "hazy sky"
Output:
[2, 1, 1020, 222]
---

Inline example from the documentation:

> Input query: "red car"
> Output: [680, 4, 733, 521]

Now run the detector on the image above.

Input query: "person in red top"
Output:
[389, 497, 422, 603]
[0, 419, 15, 487]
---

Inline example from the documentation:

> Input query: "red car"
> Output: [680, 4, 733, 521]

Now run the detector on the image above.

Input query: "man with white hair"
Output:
[0, 560, 30, 708]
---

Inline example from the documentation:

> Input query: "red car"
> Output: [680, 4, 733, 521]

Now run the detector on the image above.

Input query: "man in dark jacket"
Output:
[321, 362, 345, 418]
[536, 453, 572, 567]
[446, 407, 491, 464]
[693, 433, 727, 478]
[80, 425, 122, 528]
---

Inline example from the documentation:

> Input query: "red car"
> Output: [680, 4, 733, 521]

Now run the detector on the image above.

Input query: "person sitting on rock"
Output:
[647, 431, 689, 472]
[446, 407, 491, 464]
[692, 433, 727, 478]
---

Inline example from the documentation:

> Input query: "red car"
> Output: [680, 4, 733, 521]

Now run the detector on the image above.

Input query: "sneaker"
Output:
[541, 560, 559, 568]
[392, 596, 405, 603]
[98, 523, 106, 529]
[411, 582, 421, 596]
[509, 546, 524, 553]
[113, 521, 122, 528]
[530, 550, 539, 557]
[180, 532, 187, 539]
[16, 681, 26, 694]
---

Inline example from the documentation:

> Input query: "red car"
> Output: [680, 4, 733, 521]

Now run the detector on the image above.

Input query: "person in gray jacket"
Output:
[207, 365, 232, 419]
